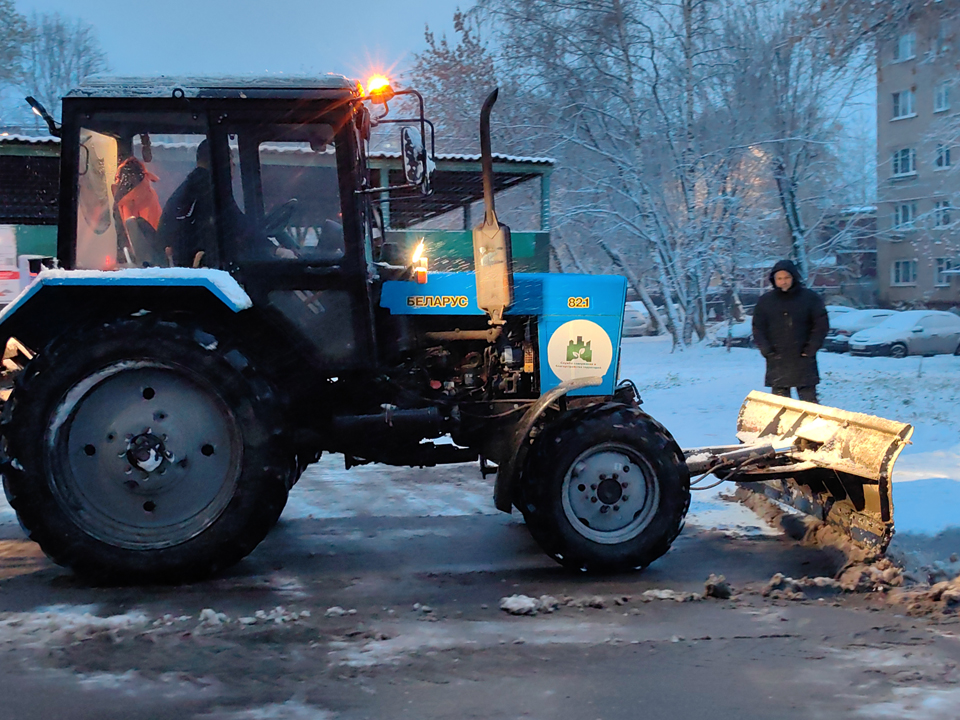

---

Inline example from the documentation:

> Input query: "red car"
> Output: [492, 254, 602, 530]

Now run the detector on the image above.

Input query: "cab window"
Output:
[231, 123, 343, 264]
[75, 112, 215, 270]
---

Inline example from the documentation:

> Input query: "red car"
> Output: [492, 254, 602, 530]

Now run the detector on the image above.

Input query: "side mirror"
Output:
[400, 126, 430, 192]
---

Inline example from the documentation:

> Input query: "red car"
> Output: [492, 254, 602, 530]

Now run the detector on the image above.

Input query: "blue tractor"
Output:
[0, 77, 690, 582]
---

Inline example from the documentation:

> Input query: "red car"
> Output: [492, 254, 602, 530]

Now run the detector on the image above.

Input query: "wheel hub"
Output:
[125, 432, 169, 474]
[562, 443, 660, 544]
[596, 477, 623, 505]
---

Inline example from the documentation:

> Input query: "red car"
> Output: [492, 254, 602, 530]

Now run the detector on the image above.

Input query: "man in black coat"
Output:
[752, 259, 829, 403]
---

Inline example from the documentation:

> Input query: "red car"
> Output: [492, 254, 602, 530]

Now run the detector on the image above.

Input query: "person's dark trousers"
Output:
[771, 386, 818, 404]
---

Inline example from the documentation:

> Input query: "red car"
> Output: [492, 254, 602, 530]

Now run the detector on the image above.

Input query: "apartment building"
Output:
[876, 4, 960, 308]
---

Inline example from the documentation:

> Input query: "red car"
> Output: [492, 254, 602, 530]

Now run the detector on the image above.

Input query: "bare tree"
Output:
[0, 1, 27, 88]
[412, 0, 883, 344]
[18, 12, 109, 124]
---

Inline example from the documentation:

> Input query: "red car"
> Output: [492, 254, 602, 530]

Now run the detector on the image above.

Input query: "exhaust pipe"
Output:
[473, 88, 514, 327]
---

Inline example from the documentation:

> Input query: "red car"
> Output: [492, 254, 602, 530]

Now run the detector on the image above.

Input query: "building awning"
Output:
[368, 152, 554, 229]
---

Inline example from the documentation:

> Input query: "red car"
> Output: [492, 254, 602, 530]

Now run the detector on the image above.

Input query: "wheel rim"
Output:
[560, 442, 660, 544]
[891, 344, 907, 358]
[47, 361, 243, 550]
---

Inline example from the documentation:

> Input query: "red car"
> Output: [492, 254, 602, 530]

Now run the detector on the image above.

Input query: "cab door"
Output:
[220, 116, 375, 373]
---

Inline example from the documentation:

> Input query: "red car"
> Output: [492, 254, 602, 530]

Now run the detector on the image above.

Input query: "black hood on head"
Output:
[769, 259, 803, 289]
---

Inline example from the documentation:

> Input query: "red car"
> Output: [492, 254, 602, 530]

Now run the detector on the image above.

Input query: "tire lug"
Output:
[613, 505, 620, 511]
[591, 496, 598, 503]
[600, 505, 609, 514]
[622, 495, 629, 501]
[590, 484, 597, 490]
[623, 465, 630, 473]
[621, 482, 629, 489]
[599, 474, 607, 480]
[611, 473, 619, 480]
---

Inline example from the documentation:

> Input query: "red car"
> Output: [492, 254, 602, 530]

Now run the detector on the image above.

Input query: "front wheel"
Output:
[890, 342, 908, 359]
[1, 317, 291, 583]
[518, 404, 690, 572]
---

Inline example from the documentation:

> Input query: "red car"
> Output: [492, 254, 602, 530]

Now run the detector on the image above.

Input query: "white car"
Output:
[826, 305, 855, 324]
[849, 310, 960, 358]
[622, 302, 652, 337]
[824, 309, 899, 353]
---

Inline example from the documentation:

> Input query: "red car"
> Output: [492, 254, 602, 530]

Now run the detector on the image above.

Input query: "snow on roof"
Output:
[66, 74, 358, 99]
[370, 151, 555, 166]
[841, 205, 877, 215]
[0, 134, 59, 145]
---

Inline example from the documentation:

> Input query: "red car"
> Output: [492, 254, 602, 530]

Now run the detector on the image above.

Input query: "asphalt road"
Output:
[1, 460, 959, 720]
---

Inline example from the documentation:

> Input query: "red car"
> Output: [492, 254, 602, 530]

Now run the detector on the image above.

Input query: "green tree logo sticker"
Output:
[566, 336, 593, 362]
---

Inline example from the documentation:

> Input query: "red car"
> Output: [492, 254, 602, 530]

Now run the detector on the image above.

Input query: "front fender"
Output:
[493, 376, 603, 512]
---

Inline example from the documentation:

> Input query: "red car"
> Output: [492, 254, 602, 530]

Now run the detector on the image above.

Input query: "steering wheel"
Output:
[263, 199, 300, 251]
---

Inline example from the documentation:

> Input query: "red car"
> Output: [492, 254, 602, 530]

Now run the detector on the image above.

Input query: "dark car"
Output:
[823, 309, 899, 353]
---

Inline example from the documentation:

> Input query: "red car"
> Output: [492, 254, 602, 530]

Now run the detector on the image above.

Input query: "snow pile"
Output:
[0, 604, 148, 645]
[760, 564, 902, 600]
[888, 574, 960, 617]
[323, 606, 355, 618]
[641, 589, 702, 602]
[196, 698, 334, 719]
[703, 573, 733, 599]
[247, 607, 311, 625]
[499, 594, 559, 616]
[192, 606, 312, 627]
[838, 558, 903, 592]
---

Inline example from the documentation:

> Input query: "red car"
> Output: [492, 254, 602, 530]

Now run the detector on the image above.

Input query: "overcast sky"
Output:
[15, 0, 465, 81]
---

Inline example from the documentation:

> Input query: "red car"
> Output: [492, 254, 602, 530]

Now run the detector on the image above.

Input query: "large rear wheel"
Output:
[519, 404, 690, 572]
[1, 317, 290, 583]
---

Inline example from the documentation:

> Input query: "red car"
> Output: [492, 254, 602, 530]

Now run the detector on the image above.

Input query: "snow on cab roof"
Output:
[371, 151, 556, 166]
[66, 74, 358, 99]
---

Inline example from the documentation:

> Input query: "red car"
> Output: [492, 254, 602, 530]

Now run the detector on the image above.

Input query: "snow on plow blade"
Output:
[685, 391, 914, 553]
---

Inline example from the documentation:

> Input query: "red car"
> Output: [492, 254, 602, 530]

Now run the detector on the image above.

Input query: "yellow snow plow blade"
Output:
[686, 391, 914, 552]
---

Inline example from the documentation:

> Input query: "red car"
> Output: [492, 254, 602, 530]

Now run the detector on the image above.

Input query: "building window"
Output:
[893, 202, 917, 228]
[892, 90, 915, 118]
[934, 200, 952, 226]
[937, 19, 951, 54]
[892, 148, 916, 176]
[935, 82, 951, 112]
[891, 259, 917, 286]
[893, 32, 916, 61]
[936, 144, 952, 169]
[935, 258, 955, 286]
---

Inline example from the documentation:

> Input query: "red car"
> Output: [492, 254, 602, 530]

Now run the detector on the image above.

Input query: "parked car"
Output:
[622, 301, 652, 337]
[714, 315, 754, 347]
[824, 309, 899, 353]
[825, 305, 855, 324]
[849, 310, 960, 358]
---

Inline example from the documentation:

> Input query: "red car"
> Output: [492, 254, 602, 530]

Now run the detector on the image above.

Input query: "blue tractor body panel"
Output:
[381, 272, 628, 396]
[0, 268, 253, 332]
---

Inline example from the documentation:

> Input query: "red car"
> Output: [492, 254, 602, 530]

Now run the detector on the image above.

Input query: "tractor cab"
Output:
[52, 74, 432, 372]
